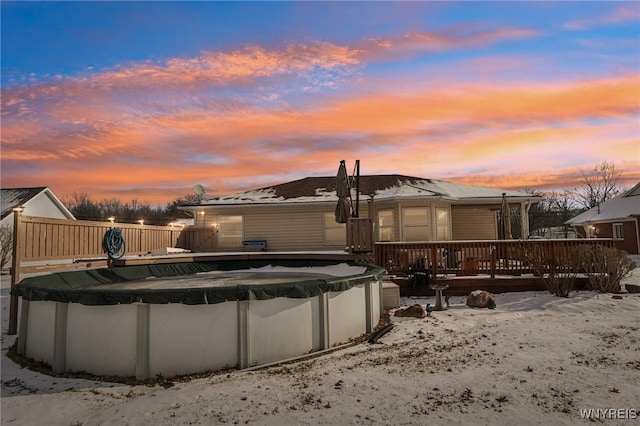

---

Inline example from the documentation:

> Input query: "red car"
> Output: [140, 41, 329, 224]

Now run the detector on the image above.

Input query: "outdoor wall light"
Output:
[108, 217, 115, 223]
[138, 219, 145, 225]
[199, 211, 205, 216]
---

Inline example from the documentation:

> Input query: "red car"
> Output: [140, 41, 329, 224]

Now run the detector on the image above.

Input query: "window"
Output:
[217, 215, 243, 248]
[402, 207, 430, 241]
[613, 223, 624, 239]
[378, 210, 395, 241]
[324, 212, 346, 245]
[435, 207, 450, 241]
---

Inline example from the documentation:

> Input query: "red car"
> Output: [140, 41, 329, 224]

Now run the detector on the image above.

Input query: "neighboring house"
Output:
[530, 226, 577, 239]
[1, 187, 76, 269]
[179, 175, 542, 252]
[566, 181, 640, 254]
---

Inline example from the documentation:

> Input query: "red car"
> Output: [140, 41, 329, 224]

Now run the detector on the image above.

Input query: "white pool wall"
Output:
[66, 304, 137, 377]
[18, 277, 382, 379]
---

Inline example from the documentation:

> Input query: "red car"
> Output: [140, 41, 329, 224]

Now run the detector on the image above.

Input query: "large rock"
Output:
[625, 284, 640, 294]
[466, 290, 496, 308]
[394, 304, 426, 318]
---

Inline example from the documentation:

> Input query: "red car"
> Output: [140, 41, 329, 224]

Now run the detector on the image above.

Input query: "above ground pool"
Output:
[12, 258, 385, 380]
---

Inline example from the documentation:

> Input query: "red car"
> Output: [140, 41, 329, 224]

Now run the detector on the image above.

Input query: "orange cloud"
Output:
[1, 24, 638, 205]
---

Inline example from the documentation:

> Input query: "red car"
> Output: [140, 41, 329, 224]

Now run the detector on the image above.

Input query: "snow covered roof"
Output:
[1, 187, 75, 220]
[184, 175, 540, 207]
[169, 218, 194, 227]
[566, 181, 640, 225]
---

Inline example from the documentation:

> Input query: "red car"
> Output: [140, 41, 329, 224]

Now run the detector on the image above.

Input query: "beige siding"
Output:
[199, 201, 496, 250]
[451, 206, 497, 240]
[202, 204, 360, 251]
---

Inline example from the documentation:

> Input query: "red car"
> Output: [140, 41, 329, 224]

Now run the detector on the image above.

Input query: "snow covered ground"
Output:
[1, 260, 639, 425]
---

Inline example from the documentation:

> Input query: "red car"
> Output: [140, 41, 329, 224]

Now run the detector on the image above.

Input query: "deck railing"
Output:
[347, 218, 374, 254]
[375, 239, 616, 277]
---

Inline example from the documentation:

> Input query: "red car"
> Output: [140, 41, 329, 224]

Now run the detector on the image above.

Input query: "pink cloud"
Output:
[359, 25, 539, 61]
[565, 5, 640, 30]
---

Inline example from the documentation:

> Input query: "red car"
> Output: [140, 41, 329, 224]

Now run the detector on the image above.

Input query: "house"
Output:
[179, 175, 542, 252]
[566, 181, 640, 254]
[1, 187, 76, 270]
[530, 226, 577, 239]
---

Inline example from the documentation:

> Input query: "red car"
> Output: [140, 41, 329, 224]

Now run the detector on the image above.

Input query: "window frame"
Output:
[435, 206, 450, 241]
[323, 212, 346, 245]
[217, 215, 244, 248]
[377, 209, 395, 241]
[612, 223, 624, 240]
[401, 207, 431, 242]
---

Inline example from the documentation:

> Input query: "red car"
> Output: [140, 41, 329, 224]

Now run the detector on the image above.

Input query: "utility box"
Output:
[382, 281, 400, 308]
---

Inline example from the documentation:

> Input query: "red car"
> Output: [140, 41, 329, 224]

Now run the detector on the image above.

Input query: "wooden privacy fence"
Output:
[375, 238, 616, 278]
[8, 212, 217, 334]
[13, 213, 217, 262]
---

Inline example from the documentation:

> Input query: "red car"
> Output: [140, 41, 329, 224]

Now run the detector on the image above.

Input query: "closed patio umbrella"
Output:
[335, 160, 353, 223]
[501, 192, 512, 239]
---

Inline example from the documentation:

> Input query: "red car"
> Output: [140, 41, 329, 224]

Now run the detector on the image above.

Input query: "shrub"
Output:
[577, 245, 635, 293]
[520, 243, 581, 297]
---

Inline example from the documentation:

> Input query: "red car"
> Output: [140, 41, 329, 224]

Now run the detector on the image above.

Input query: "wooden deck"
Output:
[387, 274, 591, 297]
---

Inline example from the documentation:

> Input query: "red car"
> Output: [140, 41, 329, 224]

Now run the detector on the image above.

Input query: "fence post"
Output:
[9, 208, 24, 335]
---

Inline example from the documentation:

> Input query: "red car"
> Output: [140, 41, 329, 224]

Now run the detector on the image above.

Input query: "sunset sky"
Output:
[2, 2, 639, 205]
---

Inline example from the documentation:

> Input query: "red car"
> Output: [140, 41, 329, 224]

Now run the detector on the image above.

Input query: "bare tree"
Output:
[63, 192, 198, 225]
[0, 224, 13, 271]
[549, 190, 580, 238]
[526, 189, 553, 237]
[63, 192, 101, 221]
[573, 161, 623, 210]
[100, 198, 123, 218]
